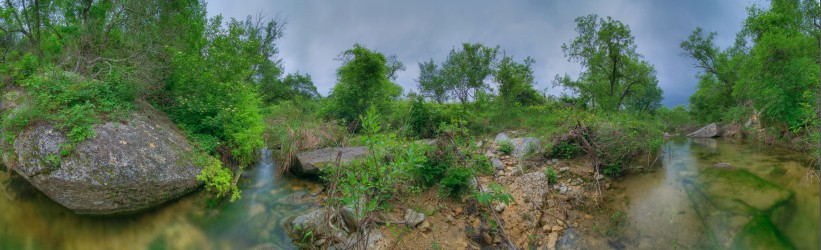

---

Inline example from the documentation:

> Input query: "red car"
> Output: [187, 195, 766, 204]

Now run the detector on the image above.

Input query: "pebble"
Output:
[595, 173, 605, 181]
[454, 207, 463, 216]
[446, 215, 454, 224]
[542, 224, 550, 232]
[494, 203, 506, 213]
[551, 225, 563, 232]
[559, 167, 570, 172]
[419, 221, 432, 233]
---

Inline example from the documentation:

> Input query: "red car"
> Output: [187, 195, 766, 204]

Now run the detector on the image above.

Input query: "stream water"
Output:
[0, 149, 322, 250]
[594, 138, 820, 250]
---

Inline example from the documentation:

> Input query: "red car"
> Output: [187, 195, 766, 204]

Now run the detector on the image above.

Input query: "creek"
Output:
[590, 138, 820, 249]
[0, 149, 321, 250]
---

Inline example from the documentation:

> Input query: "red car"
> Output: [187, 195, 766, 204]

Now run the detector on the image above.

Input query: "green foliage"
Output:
[494, 55, 545, 106]
[556, 14, 663, 113]
[325, 44, 404, 127]
[12, 70, 135, 152]
[166, 16, 265, 165]
[329, 109, 425, 220]
[545, 167, 558, 185]
[195, 151, 240, 202]
[406, 96, 447, 139]
[551, 141, 581, 159]
[439, 165, 473, 198]
[417, 43, 499, 104]
[655, 105, 692, 131]
[682, 0, 819, 142]
[475, 183, 514, 206]
[498, 140, 513, 155]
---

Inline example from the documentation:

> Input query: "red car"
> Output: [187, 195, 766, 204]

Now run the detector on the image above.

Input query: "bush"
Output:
[550, 141, 581, 159]
[406, 96, 447, 139]
[16, 70, 135, 150]
[439, 166, 473, 198]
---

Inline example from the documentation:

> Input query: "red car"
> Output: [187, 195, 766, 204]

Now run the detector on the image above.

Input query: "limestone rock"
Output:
[687, 123, 720, 138]
[491, 157, 505, 170]
[4, 104, 202, 215]
[494, 132, 510, 143]
[293, 147, 368, 176]
[509, 137, 541, 159]
[404, 209, 426, 227]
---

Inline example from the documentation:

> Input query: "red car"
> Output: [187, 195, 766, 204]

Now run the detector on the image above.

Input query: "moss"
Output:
[731, 215, 794, 250]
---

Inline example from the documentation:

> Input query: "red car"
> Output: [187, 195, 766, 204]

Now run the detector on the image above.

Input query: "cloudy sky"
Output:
[205, 0, 754, 107]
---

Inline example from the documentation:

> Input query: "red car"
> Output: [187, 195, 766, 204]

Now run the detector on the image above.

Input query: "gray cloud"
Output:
[206, 0, 751, 107]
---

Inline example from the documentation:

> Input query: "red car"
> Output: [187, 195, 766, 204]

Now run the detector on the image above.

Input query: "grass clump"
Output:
[545, 167, 558, 185]
[498, 140, 513, 155]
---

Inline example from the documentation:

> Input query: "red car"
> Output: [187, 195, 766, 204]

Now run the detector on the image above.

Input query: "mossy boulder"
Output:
[2, 103, 202, 215]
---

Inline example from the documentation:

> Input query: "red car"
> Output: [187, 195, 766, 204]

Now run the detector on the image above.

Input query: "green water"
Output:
[0, 149, 322, 250]
[604, 138, 820, 249]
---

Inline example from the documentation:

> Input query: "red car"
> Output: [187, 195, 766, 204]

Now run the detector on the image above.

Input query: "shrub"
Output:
[439, 166, 473, 198]
[406, 96, 446, 139]
[545, 167, 558, 184]
[550, 141, 581, 159]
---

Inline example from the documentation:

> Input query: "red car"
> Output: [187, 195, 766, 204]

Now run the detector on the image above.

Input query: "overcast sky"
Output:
[205, 0, 754, 107]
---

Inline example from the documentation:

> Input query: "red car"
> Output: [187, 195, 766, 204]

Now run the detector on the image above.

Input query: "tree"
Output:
[680, 27, 746, 122]
[326, 44, 404, 127]
[493, 55, 545, 106]
[736, 0, 819, 130]
[417, 59, 448, 103]
[442, 43, 498, 104]
[555, 14, 662, 112]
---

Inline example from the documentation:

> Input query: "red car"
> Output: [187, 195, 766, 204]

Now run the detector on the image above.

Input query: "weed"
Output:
[498, 140, 513, 155]
[545, 167, 558, 185]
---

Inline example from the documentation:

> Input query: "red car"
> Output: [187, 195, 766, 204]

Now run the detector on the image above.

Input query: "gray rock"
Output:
[494, 132, 510, 143]
[555, 227, 580, 250]
[340, 206, 360, 231]
[404, 209, 426, 227]
[595, 173, 605, 181]
[4, 104, 202, 215]
[510, 137, 541, 159]
[687, 123, 720, 138]
[484, 150, 495, 158]
[491, 157, 504, 170]
[559, 167, 569, 173]
[293, 147, 368, 176]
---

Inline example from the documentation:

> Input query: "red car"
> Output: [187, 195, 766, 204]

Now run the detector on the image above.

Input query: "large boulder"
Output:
[687, 123, 720, 138]
[510, 137, 541, 159]
[3, 104, 202, 215]
[293, 147, 368, 176]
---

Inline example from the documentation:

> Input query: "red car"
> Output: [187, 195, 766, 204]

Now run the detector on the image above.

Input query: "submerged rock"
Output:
[293, 147, 368, 176]
[3, 104, 202, 215]
[694, 168, 793, 213]
[687, 123, 720, 138]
